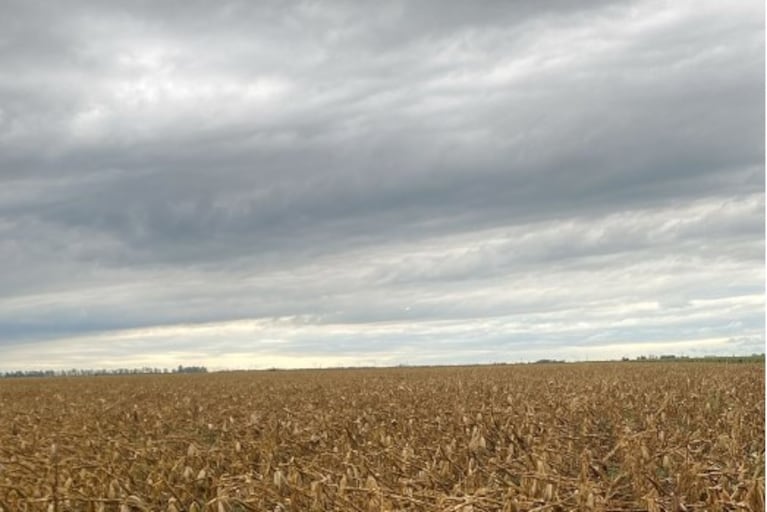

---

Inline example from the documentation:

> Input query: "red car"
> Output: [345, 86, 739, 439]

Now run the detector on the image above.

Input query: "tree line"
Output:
[1, 365, 208, 378]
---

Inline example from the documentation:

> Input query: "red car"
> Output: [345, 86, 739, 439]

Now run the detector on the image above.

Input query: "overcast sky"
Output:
[0, 0, 764, 370]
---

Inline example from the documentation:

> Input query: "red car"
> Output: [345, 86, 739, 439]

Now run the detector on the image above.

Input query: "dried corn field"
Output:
[0, 363, 763, 512]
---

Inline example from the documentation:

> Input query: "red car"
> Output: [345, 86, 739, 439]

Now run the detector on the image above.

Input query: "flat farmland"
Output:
[0, 363, 763, 511]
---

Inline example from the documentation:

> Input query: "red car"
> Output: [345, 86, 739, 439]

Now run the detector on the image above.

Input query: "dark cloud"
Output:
[0, 0, 763, 369]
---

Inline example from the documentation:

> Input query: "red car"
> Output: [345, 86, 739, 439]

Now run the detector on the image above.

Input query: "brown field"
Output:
[0, 363, 763, 511]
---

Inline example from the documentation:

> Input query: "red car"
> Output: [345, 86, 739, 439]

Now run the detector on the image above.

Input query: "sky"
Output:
[0, 0, 764, 371]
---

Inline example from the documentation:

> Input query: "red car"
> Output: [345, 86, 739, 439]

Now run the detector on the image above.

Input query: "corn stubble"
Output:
[0, 363, 763, 511]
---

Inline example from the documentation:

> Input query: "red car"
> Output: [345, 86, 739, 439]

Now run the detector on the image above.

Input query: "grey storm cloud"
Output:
[0, 0, 763, 369]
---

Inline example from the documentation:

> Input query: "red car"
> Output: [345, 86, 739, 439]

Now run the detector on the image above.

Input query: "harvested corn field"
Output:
[0, 363, 763, 511]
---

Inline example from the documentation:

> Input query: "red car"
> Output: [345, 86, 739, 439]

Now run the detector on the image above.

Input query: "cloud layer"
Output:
[0, 0, 763, 369]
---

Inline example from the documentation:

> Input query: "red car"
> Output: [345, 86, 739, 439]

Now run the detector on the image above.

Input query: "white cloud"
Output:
[0, 0, 762, 369]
